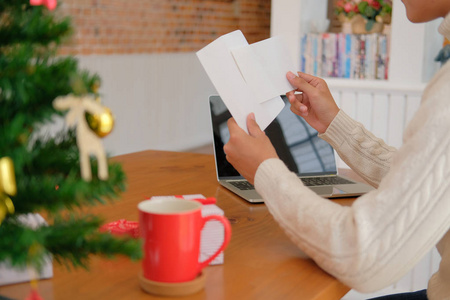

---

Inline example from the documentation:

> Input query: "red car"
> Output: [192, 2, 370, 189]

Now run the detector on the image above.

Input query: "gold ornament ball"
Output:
[2, 197, 14, 214]
[0, 197, 14, 226]
[0, 157, 17, 196]
[0, 204, 6, 225]
[85, 108, 115, 138]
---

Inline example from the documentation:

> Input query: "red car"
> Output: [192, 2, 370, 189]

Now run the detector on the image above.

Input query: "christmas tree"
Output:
[0, 0, 141, 276]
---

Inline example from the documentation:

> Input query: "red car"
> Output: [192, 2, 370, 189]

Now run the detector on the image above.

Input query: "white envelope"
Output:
[196, 30, 296, 133]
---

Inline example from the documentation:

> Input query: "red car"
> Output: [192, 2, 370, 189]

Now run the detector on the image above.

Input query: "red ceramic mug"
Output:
[138, 198, 231, 283]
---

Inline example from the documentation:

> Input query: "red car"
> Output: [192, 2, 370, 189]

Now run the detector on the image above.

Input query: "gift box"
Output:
[100, 219, 139, 238]
[0, 214, 53, 286]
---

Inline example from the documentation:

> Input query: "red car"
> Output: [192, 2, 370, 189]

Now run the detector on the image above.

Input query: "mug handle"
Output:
[197, 215, 232, 271]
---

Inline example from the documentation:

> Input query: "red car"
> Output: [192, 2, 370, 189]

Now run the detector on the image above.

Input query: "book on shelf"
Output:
[299, 32, 390, 80]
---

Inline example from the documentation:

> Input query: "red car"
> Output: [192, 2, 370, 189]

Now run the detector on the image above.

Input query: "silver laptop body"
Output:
[209, 95, 373, 203]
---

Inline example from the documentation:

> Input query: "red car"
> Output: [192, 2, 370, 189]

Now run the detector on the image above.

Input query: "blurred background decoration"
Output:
[333, 0, 392, 34]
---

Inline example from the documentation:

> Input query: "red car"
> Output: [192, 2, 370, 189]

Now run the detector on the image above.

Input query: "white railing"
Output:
[328, 79, 423, 167]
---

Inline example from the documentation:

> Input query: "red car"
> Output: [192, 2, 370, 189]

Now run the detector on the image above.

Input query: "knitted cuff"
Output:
[318, 110, 358, 149]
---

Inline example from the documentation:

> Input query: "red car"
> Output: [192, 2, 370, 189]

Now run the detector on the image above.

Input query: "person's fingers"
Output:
[286, 90, 295, 98]
[224, 118, 239, 156]
[298, 104, 308, 115]
[246, 113, 264, 138]
[227, 117, 241, 132]
[296, 71, 318, 83]
[290, 103, 308, 117]
[288, 93, 309, 116]
[297, 72, 328, 90]
[286, 71, 315, 95]
[286, 90, 297, 104]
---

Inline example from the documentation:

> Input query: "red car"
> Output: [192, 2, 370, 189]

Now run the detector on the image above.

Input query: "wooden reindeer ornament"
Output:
[53, 95, 113, 181]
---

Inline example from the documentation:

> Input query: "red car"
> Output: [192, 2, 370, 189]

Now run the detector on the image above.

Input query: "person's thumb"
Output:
[246, 113, 264, 137]
[286, 71, 314, 94]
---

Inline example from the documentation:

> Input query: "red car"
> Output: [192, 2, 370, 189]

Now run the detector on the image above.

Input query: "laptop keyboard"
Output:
[229, 181, 255, 190]
[229, 176, 354, 190]
[300, 176, 353, 187]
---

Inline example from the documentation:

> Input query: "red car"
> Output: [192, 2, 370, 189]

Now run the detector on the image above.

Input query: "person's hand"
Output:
[286, 71, 339, 134]
[224, 113, 278, 185]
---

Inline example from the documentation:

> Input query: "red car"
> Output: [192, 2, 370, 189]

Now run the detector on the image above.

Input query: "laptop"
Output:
[209, 95, 374, 203]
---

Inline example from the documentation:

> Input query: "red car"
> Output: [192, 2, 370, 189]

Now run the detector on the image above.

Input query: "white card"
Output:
[231, 45, 279, 103]
[231, 35, 296, 104]
[197, 30, 296, 133]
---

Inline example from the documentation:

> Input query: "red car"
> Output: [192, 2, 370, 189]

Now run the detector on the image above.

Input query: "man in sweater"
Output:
[223, 1, 450, 299]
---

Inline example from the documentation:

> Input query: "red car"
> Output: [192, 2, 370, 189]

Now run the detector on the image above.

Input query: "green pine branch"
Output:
[0, 214, 142, 272]
[0, 0, 142, 272]
[0, 1, 71, 47]
[14, 162, 127, 214]
[45, 214, 142, 270]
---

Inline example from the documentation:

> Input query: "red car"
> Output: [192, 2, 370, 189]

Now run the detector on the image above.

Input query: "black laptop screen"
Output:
[210, 95, 337, 178]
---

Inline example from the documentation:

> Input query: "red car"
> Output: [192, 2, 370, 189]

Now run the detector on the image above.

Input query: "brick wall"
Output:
[59, 0, 271, 55]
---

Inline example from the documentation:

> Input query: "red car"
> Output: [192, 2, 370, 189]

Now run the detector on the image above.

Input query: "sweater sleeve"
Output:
[254, 64, 450, 293]
[318, 110, 396, 187]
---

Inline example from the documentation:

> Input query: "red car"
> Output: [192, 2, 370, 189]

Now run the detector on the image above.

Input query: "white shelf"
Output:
[271, 0, 441, 86]
[325, 78, 426, 94]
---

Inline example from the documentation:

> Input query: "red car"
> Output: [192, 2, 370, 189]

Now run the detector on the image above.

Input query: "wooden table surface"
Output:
[0, 150, 357, 300]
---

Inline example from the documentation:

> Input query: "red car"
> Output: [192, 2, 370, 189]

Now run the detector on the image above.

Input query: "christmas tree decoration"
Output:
[29, 0, 57, 10]
[25, 289, 44, 300]
[85, 105, 115, 138]
[0, 157, 17, 225]
[0, 0, 141, 279]
[85, 83, 115, 138]
[24, 246, 45, 300]
[53, 95, 110, 181]
[0, 196, 15, 225]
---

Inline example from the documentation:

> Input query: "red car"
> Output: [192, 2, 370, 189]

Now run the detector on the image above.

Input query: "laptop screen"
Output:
[210, 95, 337, 178]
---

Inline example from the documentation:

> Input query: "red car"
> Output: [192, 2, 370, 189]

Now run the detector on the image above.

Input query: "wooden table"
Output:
[0, 150, 357, 300]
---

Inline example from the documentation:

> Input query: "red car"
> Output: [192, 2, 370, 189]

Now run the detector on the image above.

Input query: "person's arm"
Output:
[319, 110, 396, 187]
[225, 68, 450, 292]
[286, 72, 395, 187]
[254, 92, 450, 291]
[250, 69, 450, 292]
[223, 113, 278, 185]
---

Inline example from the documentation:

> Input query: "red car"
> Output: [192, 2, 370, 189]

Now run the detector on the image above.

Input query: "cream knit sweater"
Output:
[254, 14, 450, 300]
